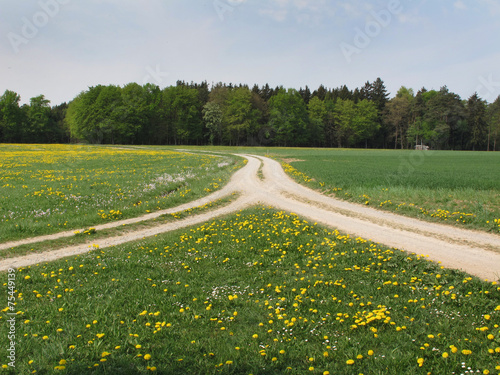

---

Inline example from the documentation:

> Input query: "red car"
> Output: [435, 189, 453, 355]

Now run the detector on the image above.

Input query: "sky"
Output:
[1, 0, 500, 106]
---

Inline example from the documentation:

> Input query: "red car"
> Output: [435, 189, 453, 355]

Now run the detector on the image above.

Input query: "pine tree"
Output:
[467, 93, 488, 150]
[312, 85, 327, 101]
[299, 86, 312, 104]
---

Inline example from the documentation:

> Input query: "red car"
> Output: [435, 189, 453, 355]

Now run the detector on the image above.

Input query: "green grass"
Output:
[0, 144, 243, 243]
[2, 207, 499, 374]
[176, 146, 500, 232]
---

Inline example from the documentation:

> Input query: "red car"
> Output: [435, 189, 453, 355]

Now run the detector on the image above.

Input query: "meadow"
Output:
[177, 146, 500, 233]
[1, 207, 499, 374]
[0, 144, 242, 243]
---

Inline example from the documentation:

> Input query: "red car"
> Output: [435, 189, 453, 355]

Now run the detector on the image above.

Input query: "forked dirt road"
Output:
[2, 154, 500, 280]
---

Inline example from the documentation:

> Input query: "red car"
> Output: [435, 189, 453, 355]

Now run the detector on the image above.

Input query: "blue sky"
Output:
[1, 0, 499, 105]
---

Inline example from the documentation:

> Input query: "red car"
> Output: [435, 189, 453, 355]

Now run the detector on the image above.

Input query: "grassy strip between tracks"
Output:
[0, 194, 238, 261]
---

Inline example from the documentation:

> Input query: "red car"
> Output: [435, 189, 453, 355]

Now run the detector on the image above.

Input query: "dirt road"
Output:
[2, 154, 499, 280]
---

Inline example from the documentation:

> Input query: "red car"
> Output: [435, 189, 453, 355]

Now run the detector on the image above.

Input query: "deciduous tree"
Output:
[203, 101, 223, 145]
[268, 88, 309, 147]
[0, 90, 24, 142]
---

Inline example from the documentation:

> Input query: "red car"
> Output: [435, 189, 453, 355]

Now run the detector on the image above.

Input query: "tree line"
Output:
[1, 78, 499, 150]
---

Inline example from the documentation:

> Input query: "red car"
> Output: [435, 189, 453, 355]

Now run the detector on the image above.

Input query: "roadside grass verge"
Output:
[0, 144, 243, 243]
[0, 194, 239, 261]
[2, 207, 499, 374]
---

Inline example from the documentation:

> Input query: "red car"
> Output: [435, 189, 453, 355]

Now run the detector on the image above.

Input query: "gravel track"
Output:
[2, 154, 499, 280]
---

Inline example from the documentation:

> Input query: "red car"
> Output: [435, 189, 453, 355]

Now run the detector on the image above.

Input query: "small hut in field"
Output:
[415, 144, 429, 150]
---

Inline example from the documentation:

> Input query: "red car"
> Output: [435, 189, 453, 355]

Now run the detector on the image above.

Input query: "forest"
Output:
[1, 78, 499, 150]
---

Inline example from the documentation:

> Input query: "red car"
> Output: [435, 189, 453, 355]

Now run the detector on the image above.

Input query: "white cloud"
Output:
[272, 0, 290, 7]
[454, 1, 467, 10]
[396, 12, 426, 25]
[335, 0, 374, 18]
[257, 0, 335, 26]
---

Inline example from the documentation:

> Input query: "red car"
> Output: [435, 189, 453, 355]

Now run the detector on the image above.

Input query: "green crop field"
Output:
[2, 207, 499, 374]
[278, 149, 500, 232]
[0, 144, 242, 243]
